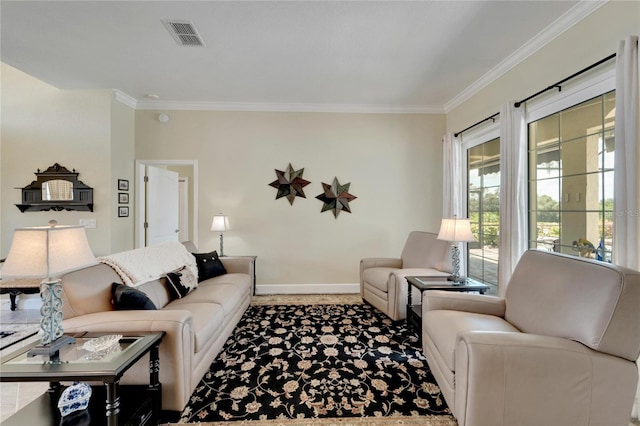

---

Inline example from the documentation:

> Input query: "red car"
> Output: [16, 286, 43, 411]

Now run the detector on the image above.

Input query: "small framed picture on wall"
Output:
[118, 193, 129, 204]
[118, 179, 129, 191]
[118, 206, 129, 217]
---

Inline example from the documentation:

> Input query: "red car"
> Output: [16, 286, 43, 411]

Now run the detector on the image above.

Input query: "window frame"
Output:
[525, 63, 616, 259]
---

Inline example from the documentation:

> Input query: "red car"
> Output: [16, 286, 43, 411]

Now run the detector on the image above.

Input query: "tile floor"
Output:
[0, 297, 48, 423]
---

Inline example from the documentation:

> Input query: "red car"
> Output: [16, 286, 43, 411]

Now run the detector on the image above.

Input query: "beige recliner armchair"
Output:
[422, 249, 640, 426]
[360, 231, 451, 320]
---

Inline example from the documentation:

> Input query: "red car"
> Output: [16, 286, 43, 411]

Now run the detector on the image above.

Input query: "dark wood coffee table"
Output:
[406, 276, 490, 336]
[0, 331, 164, 426]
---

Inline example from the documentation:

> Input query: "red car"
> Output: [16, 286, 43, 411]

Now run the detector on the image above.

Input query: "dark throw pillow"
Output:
[111, 283, 157, 310]
[192, 250, 227, 282]
[165, 270, 196, 300]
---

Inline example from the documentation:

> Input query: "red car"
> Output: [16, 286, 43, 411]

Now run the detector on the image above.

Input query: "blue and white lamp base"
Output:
[27, 279, 75, 360]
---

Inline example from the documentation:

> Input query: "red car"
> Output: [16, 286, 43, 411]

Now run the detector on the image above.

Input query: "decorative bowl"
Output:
[58, 382, 92, 417]
[82, 334, 121, 352]
[82, 334, 122, 360]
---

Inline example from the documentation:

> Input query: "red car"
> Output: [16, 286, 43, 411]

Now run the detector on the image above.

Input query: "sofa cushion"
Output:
[193, 251, 227, 282]
[171, 277, 250, 318]
[164, 302, 225, 353]
[423, 310, 519, 371]
[111, 283, 157, 310]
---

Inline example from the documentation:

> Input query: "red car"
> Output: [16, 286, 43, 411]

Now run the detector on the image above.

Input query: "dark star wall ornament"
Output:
[268, 163, 311, 205]
[316, 177, 357, 219]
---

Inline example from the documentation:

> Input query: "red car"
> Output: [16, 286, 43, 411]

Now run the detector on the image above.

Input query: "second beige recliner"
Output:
[360, 231, 451, 320]
[422, 249, 640, 426]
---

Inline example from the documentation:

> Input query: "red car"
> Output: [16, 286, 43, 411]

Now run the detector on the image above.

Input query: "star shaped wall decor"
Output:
[315, 177, 357, 219]
[268, 163, 311, 205]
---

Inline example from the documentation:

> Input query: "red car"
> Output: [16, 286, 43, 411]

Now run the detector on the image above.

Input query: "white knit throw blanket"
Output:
[99, 241, 198, 287]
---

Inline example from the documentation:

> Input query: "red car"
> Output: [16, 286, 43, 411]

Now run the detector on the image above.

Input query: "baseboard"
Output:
[256, 283, 359, 295]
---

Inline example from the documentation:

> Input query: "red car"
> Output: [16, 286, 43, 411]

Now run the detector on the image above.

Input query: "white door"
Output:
[146, 166, 179, 246]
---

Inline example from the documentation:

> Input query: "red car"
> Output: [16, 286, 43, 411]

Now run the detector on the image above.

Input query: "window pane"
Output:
[530, 113, 559, 149]
[603, 170, 614, 204]
[560, 97, 603, 142]
[467, 137, 500, 292]
[603, 129, 614, 170]
[482, 189, 500, 212]
[534, 178, 560, 208]
[535, 148, 560, 179]
[560, 136, 599, 176]
[604, 92, 616, 129]
[528, 91, 614, 262]
[560, 173, 601, 211]
[560, 211, 602, 254]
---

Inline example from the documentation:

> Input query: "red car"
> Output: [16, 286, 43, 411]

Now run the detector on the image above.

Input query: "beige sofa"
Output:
[360, 231, 451, 320]
[60, 243, 253, 413]
[422, 249, 640, 426]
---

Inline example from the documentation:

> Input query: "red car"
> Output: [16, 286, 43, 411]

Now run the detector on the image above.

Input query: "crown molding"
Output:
[112, 89, 137, 109]
[135, 100, 445, 114]
[443, 0, 608, 113]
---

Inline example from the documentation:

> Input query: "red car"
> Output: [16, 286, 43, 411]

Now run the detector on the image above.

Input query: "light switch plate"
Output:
[79, 218, 96, 228]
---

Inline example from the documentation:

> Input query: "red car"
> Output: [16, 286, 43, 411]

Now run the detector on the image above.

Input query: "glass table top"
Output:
[0, 332, 163, 380]
[3, 335, 141, 365]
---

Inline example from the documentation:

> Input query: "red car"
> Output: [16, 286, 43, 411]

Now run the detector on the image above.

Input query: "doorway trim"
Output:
[135, 160, 199, 249]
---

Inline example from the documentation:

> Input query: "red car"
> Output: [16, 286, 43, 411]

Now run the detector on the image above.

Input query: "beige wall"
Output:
[110, 98, 136, 252]
[447, 1, 640, 132]
[0, 63, 135, 257]
[136, 110, 445, 287]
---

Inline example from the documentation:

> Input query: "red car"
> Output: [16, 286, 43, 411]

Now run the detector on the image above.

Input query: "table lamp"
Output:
[437, 217, 476, 284]
[1, 220, 97, 357]
[210, 214, 230, 256]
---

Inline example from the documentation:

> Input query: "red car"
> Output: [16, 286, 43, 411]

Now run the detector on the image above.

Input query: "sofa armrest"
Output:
[422, 290, 506, 317]
[220, 256, 254, 275]
[454, 331, 638, 426]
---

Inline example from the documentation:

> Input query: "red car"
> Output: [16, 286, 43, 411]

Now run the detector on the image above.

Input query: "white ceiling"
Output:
[1, 1, 598, 113]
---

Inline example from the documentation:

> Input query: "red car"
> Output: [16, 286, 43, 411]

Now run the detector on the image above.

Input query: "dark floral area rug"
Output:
[179, 304, 451, 423]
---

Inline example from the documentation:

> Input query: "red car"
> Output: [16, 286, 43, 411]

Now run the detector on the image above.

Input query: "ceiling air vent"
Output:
[162, 19, 205, 47]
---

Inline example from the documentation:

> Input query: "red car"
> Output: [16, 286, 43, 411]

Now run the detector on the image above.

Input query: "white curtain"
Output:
[498, 102, 528, 296]
[613, 35, 640, 419]
[442, 133, 464, 273]
[614, 35, 640, 271]
[442, 132, 463, 218]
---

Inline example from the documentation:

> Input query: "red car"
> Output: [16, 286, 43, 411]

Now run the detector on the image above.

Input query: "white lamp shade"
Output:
[1, 224, 97, 279]
[437, 218, 476, 243]
[210, 215, 230, 232]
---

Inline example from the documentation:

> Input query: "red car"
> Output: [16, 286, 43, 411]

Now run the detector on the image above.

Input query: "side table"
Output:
[406, 276, 489, 338]
[1, 331, 164, 426]
[0, 278, 41, 311]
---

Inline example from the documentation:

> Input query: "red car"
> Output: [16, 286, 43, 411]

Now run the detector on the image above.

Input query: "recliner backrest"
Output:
[505, 249, 640, 361]
[401, 231, 451, 271]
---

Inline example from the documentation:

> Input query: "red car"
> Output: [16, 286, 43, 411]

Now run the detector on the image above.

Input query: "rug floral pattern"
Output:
[179, 304, 450, 423]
